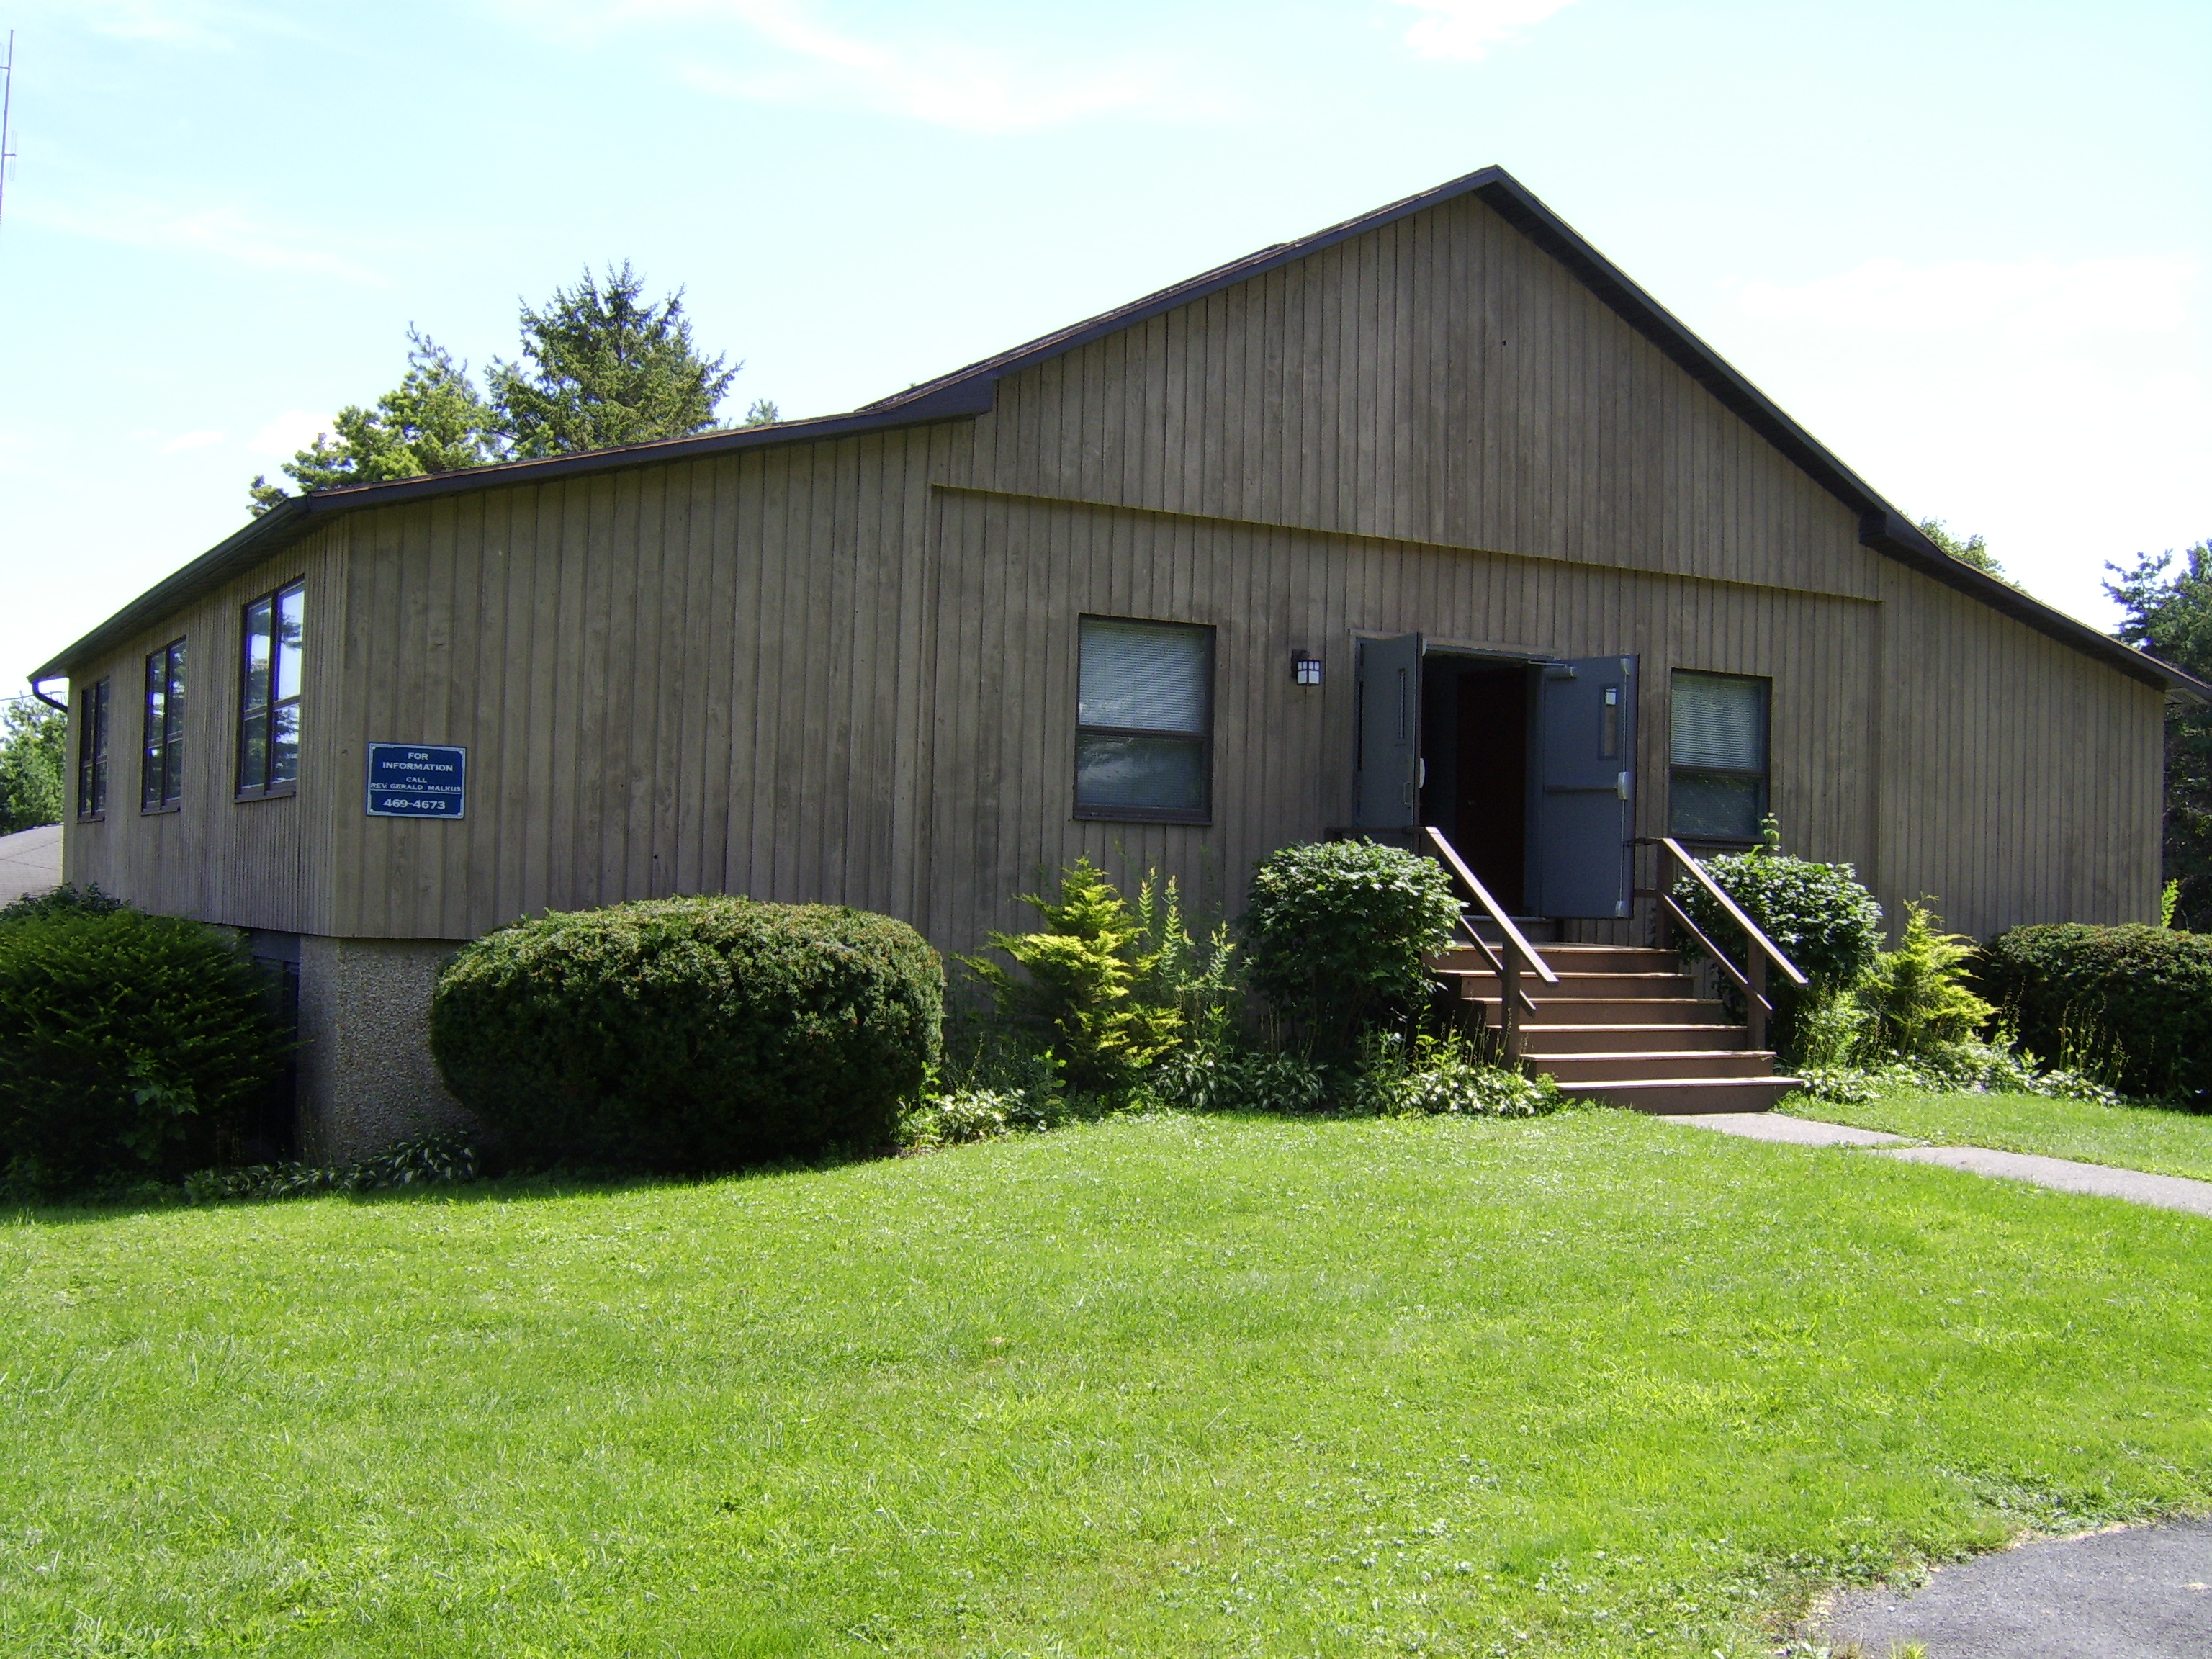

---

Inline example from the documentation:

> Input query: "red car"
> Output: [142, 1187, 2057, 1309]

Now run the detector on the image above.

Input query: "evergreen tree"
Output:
[487, 262, 739, 458]
[249, 330, 500, 515]
[2107, 539, 2212, 929]
[0, 696, 65, 834]
[1917, 516, 2016, 585]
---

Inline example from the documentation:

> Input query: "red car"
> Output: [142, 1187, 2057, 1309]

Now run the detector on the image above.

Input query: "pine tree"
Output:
[487, 262, 739, 459]
[249, 330, 500, 515]
[2107, 539, 2212, 928]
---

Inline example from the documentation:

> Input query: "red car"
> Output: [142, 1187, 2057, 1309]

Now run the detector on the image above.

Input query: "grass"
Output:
[1781, 1087, 2212, 1183]
[2, 1110, 2209, 1657]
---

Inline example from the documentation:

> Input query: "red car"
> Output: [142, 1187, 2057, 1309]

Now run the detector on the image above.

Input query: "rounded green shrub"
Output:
[431, 896, 944, 1169]
[1674, 852, 1883, 990]
[1242, 840, 1460, 1063]
[0, 907, 288, 1193]
[1974, 924, 2212, 1103]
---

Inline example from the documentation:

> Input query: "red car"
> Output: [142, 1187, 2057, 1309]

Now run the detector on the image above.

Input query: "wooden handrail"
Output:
[1425, 827, 1558, 986]
[1662, 894, 1766, 1011]
[1658, 837, 1809, 988]
[1424, 826, 1557, 1071]
[1642, 837, 1807, 1056]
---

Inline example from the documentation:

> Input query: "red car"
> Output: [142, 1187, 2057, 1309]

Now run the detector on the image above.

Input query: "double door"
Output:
[1353, 634, 1636, 920]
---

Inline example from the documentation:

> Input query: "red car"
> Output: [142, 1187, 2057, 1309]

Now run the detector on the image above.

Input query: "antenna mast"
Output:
[0, 33, 17, 242]
[0, 33, 17, 241]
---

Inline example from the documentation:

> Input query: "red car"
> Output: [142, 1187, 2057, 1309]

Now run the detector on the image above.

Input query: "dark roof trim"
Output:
[36, 166, 2207, 702]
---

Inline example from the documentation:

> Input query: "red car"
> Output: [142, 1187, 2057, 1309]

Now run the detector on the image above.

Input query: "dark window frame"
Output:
[76, 678, 110, 821]
[141, 638, 187, 813]
[1667, 668, 1771, 846]
[236, 578, 305, 802]
[1072, 613, 1216, 827]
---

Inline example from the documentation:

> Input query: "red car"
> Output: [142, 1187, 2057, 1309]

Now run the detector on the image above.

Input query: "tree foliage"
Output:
[250, 264, 744, 514]
[487, 262, 739, 459]
[2105, 539, 2212, 929]
[1917, 516, 2016, 586]
[248, 330, 499, 513]
[0, 696, 65, 834]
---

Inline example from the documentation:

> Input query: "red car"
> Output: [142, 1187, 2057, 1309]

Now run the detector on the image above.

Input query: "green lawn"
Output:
[1783, 1087, 2212, 1184]
[3, 1111, 2208, 1658]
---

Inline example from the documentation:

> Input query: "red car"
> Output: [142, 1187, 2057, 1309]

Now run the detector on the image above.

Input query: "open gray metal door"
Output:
[1353, 633, 1423, 831]
[1527, 655, 1637, 918]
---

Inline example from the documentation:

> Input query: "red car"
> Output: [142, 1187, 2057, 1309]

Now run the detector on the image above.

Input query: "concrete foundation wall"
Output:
[297, 935, 477, 1164]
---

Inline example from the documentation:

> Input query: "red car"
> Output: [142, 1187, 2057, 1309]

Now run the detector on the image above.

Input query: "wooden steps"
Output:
[1436, 943, 1803, 1115]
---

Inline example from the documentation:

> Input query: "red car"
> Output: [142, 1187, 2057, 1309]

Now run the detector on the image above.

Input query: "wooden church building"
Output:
[33, 166, 2203, 1154]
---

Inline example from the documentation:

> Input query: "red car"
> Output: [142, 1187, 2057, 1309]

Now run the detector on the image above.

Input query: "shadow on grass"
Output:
[0, 1144, 896, 1229]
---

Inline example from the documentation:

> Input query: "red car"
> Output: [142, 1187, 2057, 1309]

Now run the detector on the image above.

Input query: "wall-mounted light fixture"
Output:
[1291, 650, 1323, 687]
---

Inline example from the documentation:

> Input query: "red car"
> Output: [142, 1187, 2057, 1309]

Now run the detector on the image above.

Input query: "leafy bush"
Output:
[1789, 1046, 2121, 1109]
[1674, 851, 1883, 991]
[1350, 1032, 1568, 1118]
[1974, 923, 2212, 1103]
[1675, 850, 1882, 1059]
[1143, 1042, 1331, 1115]
[431, 896, 943, 1171]
[963, 860, 1181, 1099]
[1130, 873, 1240, 1046]
[0, 908, 288, 1193]
[1859, 900, 1995, 1057]
[1241, 840, 1460, 1063]
[0, 881, 128, 927]
[185, 1132, 481, 1202]
[896, 1089, 1051, 1150]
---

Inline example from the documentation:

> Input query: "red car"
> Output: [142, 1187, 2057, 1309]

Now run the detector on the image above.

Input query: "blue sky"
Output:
[1, 0, 2206, 689]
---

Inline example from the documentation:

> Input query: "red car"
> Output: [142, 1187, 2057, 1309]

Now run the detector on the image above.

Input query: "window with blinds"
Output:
[1075, 616, 1213, 821]
[1669, 670, 1768, 842]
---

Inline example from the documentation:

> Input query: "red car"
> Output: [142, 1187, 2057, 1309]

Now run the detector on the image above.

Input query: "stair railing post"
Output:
[1652, 843, 1675, 952]
[1745, 950, 1767, 1054]
[1501, 955, 1523, 1070]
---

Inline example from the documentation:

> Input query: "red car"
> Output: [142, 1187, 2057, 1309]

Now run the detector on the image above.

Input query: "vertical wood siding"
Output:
[58, 193, 2162, 953]
[59, 524, 346, 935]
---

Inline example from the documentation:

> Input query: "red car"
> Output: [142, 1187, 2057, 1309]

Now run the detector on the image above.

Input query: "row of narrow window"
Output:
[71, 601, 1766, 841]
[75, 580, 302, 819]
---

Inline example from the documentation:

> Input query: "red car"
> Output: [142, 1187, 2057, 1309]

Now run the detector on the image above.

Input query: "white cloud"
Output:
[1737, 255, 2200, 342]
[32, 0, 312, 47]
[248, 410, 334, 458]
[158, 428, 228, 453]
[17, 196, 381, 282]
[1390, 0, 1580, 62]
[491, 0, 1225, 132]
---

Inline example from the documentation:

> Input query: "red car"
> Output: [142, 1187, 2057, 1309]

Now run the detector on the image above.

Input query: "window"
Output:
[76, 678, 110, 820]
[1074, 616, 1213, 822]
[1669, 671, 1768, 842]
[238, 580, 304, 799]
[142, 639, 186, 811]
[1663, 672, 1769, 845]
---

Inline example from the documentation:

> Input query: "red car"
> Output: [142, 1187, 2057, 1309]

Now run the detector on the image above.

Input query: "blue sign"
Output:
[366, 743, 467, 819]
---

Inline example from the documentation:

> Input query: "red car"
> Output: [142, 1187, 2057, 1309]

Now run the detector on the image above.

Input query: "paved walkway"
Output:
[1673, 1112, 2212, 1219]
[0, 823, 60, 907]
[1817, 1516, 2212, 1656]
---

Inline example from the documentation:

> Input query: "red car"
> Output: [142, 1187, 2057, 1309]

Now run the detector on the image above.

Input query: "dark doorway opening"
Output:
[1420, 657, 1531, 913]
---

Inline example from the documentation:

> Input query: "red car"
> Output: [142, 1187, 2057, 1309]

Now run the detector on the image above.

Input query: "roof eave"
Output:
[28, 382, 995, 682]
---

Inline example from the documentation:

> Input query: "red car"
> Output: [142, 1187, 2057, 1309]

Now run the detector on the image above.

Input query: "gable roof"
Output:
[33, 166, 2206, 701]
